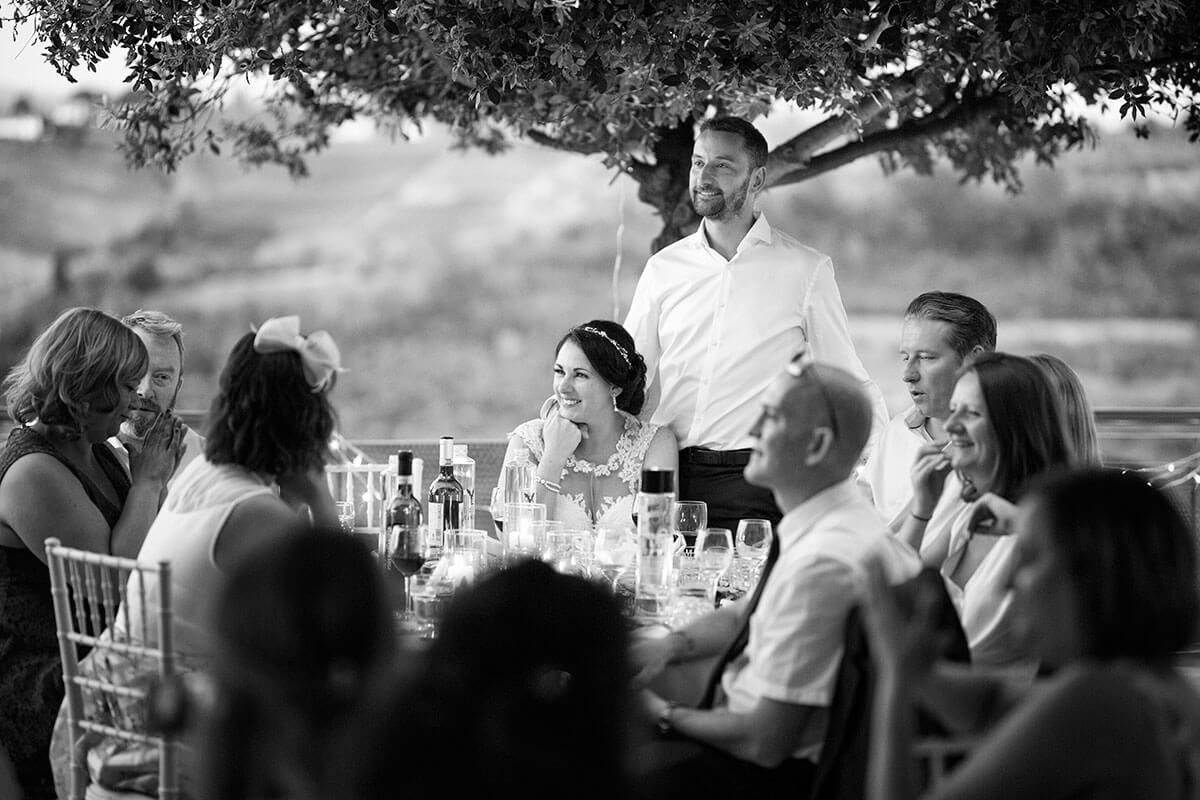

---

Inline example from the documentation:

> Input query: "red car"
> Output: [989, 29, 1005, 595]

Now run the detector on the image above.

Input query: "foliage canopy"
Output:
[6, 0, 1199, 248]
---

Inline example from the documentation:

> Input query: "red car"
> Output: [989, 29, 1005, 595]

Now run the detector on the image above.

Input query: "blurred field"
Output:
[1, 119, 1198, 459]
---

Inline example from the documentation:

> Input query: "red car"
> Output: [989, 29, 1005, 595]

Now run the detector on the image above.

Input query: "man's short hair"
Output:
[698, 116, 768, 171]
[904, 291, 997, 359]
[122, 309, 185, 366]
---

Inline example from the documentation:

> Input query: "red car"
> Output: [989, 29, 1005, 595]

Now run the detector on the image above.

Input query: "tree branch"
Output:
[767, 94, 1007, 189]
[1079, 51, 1200, 76]
[765, 77, 919, 180]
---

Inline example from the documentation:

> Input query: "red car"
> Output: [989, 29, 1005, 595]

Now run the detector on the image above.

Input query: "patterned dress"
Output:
[0, 426, 129, 800]
[508, 411, 662, 529]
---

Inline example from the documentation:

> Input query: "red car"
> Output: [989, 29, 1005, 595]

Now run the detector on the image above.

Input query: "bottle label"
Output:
[635, 491, 675, 620]
[429, 506, 444, 535]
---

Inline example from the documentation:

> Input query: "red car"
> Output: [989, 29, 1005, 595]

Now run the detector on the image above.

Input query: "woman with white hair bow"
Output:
[49, 315, 346, 799]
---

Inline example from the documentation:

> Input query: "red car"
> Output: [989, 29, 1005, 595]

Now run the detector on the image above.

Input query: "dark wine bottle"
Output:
[385, 449, 425, 574]
[427, 436, 464, 559]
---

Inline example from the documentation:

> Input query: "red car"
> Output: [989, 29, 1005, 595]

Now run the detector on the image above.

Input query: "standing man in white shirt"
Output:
[624, 115, 888, 533]
[858, 291, 996, 530]
[109, 309, 205, 487]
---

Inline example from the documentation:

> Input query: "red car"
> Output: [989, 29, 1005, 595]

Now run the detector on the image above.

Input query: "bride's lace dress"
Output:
[507, 412, 661, 529]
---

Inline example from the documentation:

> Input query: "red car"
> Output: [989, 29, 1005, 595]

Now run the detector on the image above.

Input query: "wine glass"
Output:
[695, 527, 734, 602]
[593, 524, 636, 590]
[384, 523, 426, 626]
[735, 518, 773, 563]
[489, 486, 505, 538]
[671, 500, 707, 547]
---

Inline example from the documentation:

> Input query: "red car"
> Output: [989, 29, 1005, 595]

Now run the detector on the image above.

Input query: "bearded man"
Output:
[624, 115, 887, 533]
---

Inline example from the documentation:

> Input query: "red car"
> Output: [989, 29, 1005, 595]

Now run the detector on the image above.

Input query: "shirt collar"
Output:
[903, 405, 927, 431]
[777, 477, 862, 544]
[696, 212, 773, 256]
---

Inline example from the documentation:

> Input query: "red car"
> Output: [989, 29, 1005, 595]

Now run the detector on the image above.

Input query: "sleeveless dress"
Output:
[48, 454, 278, 799]
[508, 412, 662, 529]
[0, 426, 129, 800]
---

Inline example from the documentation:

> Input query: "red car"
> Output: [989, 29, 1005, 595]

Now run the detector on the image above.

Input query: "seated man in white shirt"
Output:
[629, 353, 920, 800]
[109, 309, 205, 487]
[858, 291, 995, 531]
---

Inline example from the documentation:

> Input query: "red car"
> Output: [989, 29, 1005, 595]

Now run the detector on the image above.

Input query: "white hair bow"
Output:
[252, 316, 345, 393]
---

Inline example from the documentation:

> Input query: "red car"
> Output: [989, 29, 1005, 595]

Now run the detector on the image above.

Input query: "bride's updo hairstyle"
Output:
[556, 320, 647, 416]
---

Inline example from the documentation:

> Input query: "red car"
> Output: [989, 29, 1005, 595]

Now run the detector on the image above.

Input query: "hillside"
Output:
[1, 120, 1198, 443]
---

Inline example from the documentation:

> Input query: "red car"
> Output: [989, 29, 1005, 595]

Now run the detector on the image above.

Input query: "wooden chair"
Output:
[46, 537, 179, 800]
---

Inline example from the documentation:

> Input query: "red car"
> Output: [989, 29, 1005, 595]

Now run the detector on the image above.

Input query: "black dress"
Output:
[0, 426, 130, 800]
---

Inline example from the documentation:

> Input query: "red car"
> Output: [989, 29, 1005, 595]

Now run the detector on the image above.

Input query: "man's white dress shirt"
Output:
[624, 214, 888, 452]
[858, 405, 930, 529]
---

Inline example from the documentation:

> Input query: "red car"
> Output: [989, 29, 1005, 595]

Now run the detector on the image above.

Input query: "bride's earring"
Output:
[611, 389, 620, 412]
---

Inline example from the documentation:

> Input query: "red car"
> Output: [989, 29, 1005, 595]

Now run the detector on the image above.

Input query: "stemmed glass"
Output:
[384, 523, 426, 625]
[734, 518, 773, 595]
[593, 524, 636, 590]
[695, 527, 734, 603]
[672, 500, 707, 547]
[489, 487, 505, 538]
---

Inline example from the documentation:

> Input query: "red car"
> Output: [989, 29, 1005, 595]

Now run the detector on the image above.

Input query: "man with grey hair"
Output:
[858, 291, 997, 530]
[110, 309, 205, 485]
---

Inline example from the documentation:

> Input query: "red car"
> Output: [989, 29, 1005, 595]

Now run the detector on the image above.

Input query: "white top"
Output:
[623, 214, 888, 452]
[118, 455, 276, 664]
[508, 412, 661, 529]
[718, 479, 921, 761]
[858, 405, 931, 529]
[940, 500, 1036, 673]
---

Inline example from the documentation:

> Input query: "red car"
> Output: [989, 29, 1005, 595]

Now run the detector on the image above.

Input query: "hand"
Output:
[541, 403, 583, 463]
[861, 559, 943, 685]
[909, 442, 952, 518]
[627, 635, 674, 690]
[128, 411, 185, 485]
[966, 492, 1018, 536]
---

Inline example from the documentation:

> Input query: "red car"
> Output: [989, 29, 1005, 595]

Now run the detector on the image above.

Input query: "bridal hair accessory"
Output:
[252, 316, 345, 393]
[577, 326, 630, 368]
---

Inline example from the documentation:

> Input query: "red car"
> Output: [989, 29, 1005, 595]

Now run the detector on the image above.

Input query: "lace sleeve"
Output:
[507, 419, 546, 463]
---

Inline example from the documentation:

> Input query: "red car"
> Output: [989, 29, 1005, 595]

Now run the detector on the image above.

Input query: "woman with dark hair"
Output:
[503, 319, 677, 528]
[897, 352, 1075, 669]
[865, 468, 1200, 799]
[0, 307, 183, 800]
[200, 525, 396, 800]
[345, 559, 639, 800]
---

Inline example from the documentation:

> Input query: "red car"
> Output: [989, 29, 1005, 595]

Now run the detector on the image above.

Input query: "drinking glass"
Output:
[489, 486, 505, 538]
[443, 529, 487, 588]
[504, 502, 546, 564]
[384, 524, 426, 625]
[672, 500, 707, 546]
[669, 547, 711, 628]
[593, 524, 636, 590]
[736, 518, 773, 563]
[335, 501, 356, 533]
[543, 529, 590, 578]
[696, 527, 734, 587]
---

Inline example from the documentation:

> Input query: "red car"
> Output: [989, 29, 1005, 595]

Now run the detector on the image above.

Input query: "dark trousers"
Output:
[677, 451, 783, 536]
[636, 737, 815, 800]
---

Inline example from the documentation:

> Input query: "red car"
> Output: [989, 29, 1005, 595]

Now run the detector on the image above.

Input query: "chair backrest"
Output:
[45, 537, 179, 800]
[809, 566, 970, 800]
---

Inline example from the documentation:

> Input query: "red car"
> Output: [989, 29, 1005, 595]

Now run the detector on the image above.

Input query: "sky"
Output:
[0, 19, 128, 98]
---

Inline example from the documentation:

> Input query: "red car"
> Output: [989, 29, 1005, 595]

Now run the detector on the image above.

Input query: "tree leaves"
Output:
[8, 0, 1199, 248]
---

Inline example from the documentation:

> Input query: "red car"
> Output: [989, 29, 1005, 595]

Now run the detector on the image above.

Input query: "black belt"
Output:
[680, 447, 753, 467]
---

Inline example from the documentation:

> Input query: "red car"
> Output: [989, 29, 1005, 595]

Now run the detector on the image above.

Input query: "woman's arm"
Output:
[897, 444, 953, 557]
[276, 466, 337, 528]
[643, 425, 678, 475]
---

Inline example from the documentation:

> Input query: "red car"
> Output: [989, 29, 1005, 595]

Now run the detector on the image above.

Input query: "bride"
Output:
[503, 320, 678, 530]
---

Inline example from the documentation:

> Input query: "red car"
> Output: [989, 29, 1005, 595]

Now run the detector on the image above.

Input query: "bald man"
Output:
[630, 353, 920, 799]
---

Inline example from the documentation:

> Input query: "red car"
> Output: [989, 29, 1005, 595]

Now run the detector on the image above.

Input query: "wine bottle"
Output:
[427, 435, 464, 559]
[385, 449, 425, 576]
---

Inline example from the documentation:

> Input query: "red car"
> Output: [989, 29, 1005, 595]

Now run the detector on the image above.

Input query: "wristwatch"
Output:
[656, 701, 679, 738]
